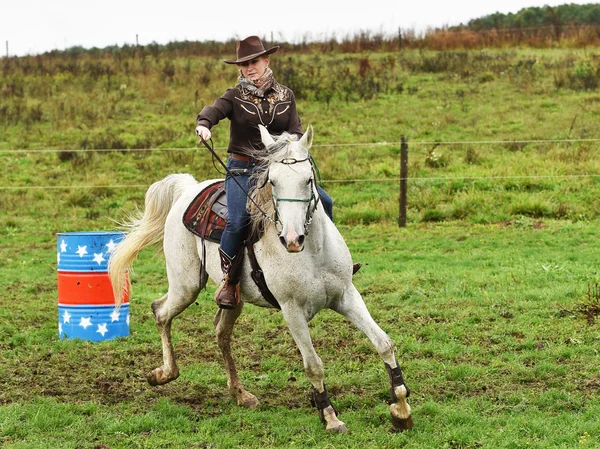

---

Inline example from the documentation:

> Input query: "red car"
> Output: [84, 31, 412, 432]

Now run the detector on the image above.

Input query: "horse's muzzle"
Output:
[279, 231, 305, 253]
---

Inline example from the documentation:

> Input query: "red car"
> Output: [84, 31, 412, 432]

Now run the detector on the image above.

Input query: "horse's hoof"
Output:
[239, 394, 260, 409]
[390, 385, 413, 431]
[322, 406, 347, 433]
[391, 414, 414, 431]
[146, 367, 178, 386]
[326, 422, 348, 433]
[147, 369, 160, 386]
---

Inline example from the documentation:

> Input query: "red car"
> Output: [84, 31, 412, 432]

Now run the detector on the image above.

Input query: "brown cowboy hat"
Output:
[223, 35, 280, 64]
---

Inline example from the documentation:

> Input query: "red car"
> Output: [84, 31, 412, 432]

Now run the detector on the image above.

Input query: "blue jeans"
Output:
[220, 157, 334, 259]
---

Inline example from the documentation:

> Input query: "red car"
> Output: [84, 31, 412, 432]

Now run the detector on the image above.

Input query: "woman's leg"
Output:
[215, 158, 253, 309]
[220, 164, 251, 258]
[317, 186, 333, 221]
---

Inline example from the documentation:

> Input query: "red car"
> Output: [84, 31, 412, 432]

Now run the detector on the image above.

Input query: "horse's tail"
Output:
[109, 173, 198, 307]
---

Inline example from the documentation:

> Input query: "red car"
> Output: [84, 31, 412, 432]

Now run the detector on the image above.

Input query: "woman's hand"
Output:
[196, 125, 211, 142]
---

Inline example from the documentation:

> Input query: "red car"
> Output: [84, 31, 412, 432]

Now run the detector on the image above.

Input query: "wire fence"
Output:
[1, 137, 600, 154]
[2, 174, 600, 191]
[1, 137, 599, 191]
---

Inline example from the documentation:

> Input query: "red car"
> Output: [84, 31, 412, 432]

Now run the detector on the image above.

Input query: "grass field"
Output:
[1, 47, 600, 448]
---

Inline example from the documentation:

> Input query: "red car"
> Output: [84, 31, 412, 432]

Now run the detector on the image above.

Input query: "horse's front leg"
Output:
[280, 303, 347, 433]
[214, 305, 259, 408]
[332, 285, 413, 431]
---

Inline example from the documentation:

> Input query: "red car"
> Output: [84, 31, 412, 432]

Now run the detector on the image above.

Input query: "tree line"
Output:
[463, 3, 600, 30]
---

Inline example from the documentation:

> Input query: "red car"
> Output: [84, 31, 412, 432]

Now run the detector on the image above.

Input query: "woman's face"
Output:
[238, 56, 269, 81]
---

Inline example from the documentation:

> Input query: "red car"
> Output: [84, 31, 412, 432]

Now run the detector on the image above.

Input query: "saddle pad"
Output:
[182, 180, 227, 243]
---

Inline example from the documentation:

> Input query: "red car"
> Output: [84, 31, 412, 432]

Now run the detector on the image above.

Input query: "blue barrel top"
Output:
[57, 231, 126, 272]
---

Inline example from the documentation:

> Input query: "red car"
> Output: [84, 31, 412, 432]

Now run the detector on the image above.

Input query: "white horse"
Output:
[108, 125, 412, 432]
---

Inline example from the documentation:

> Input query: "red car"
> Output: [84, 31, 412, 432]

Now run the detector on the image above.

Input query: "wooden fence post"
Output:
[398, 136, 408, 227]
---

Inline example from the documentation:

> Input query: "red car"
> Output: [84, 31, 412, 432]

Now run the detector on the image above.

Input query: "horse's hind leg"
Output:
[147, 283, 199, 386]
[332, 285, 413, 431]
[145, 212, 204, 386]
[280, 304, 347, 433]
[214, 305, 259, 408]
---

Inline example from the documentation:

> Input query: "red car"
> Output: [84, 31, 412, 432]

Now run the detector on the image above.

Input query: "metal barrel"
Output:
[57, 231, 130, 341]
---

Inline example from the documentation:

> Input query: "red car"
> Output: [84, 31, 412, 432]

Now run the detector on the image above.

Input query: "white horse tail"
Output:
[109, 173, 198, 306]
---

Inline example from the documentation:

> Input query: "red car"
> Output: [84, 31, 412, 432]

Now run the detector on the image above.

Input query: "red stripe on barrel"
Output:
[58, 271, 130, 305]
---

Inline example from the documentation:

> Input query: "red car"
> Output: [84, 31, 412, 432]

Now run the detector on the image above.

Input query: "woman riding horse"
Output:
[108, 126, 413, 432]
[195, 35, 359, 310]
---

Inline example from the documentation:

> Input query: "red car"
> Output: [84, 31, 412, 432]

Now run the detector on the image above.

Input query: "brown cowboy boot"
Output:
[214, 248, 243, 309]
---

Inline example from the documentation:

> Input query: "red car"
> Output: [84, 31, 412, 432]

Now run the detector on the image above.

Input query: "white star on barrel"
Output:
[79, 317, 92, 329]
[105, 239, 118, 253]
[97, 323, 108, 337]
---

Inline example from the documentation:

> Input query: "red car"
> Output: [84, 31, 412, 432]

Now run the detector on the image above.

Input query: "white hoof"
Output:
[390, 385, 413, 431]
[323, 405, 348, 433]
[326, 422, 348, 433]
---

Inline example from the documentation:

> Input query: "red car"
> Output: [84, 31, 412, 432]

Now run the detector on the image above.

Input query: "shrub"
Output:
[570, 61, 599, 90]
[425, 149, 449, 168]
[478, 71, 495, 83]
[554, 60, 599, 91]
[464, 147, 480, 164]
[509, 200, 551, 218]
[421, 209, 446, 222]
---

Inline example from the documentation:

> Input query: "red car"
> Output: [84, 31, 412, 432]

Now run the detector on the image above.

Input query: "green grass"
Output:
[3, 48, 600, 226]
[2, 221, 600, 448]
[1, 47, 600, 448]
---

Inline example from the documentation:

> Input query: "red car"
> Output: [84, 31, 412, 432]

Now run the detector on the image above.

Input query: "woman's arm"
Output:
[196, 88, 235, 132]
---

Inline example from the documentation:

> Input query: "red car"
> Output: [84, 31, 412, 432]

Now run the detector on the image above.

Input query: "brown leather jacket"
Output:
[196, 79, 303, 156]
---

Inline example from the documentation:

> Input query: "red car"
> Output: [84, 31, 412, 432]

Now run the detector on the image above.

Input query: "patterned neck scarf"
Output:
[238, 67, 275, 98]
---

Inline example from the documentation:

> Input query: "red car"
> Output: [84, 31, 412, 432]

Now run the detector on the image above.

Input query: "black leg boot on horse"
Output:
[214, 247, 245, 309]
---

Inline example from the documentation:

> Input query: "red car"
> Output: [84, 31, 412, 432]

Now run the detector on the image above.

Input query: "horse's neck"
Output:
[305, 206, 330, 248]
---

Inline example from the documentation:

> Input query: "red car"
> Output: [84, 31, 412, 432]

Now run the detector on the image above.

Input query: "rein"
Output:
[199, 138, 319, 236]
[198, 137, 278, 227]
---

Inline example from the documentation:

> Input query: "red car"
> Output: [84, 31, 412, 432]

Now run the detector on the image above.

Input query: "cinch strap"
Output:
[246, 240, 281, 310]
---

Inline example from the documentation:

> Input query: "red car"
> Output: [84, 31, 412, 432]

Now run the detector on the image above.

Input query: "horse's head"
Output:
[254, 124, 320, 253]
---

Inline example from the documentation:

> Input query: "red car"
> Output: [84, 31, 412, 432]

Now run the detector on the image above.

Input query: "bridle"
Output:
[269, 156, 321, 236]
[199, 137, 319, 236]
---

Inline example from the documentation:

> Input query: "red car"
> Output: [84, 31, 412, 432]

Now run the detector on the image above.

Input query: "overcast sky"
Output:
[1, 0, 594, 57]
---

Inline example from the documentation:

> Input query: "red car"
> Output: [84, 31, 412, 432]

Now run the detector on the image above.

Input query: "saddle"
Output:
[182, 181, 280, 309]
[183, 180, 227, 243]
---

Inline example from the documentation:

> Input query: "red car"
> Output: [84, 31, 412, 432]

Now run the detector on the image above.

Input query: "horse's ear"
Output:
[259, 125, 275, 148]
[299, 124, 313, 149]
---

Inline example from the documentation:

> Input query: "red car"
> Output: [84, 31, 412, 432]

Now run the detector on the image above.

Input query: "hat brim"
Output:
[223, 46, 280, 64]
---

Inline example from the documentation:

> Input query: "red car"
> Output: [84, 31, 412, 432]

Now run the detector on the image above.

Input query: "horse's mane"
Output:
[248, 132, 310, 235]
